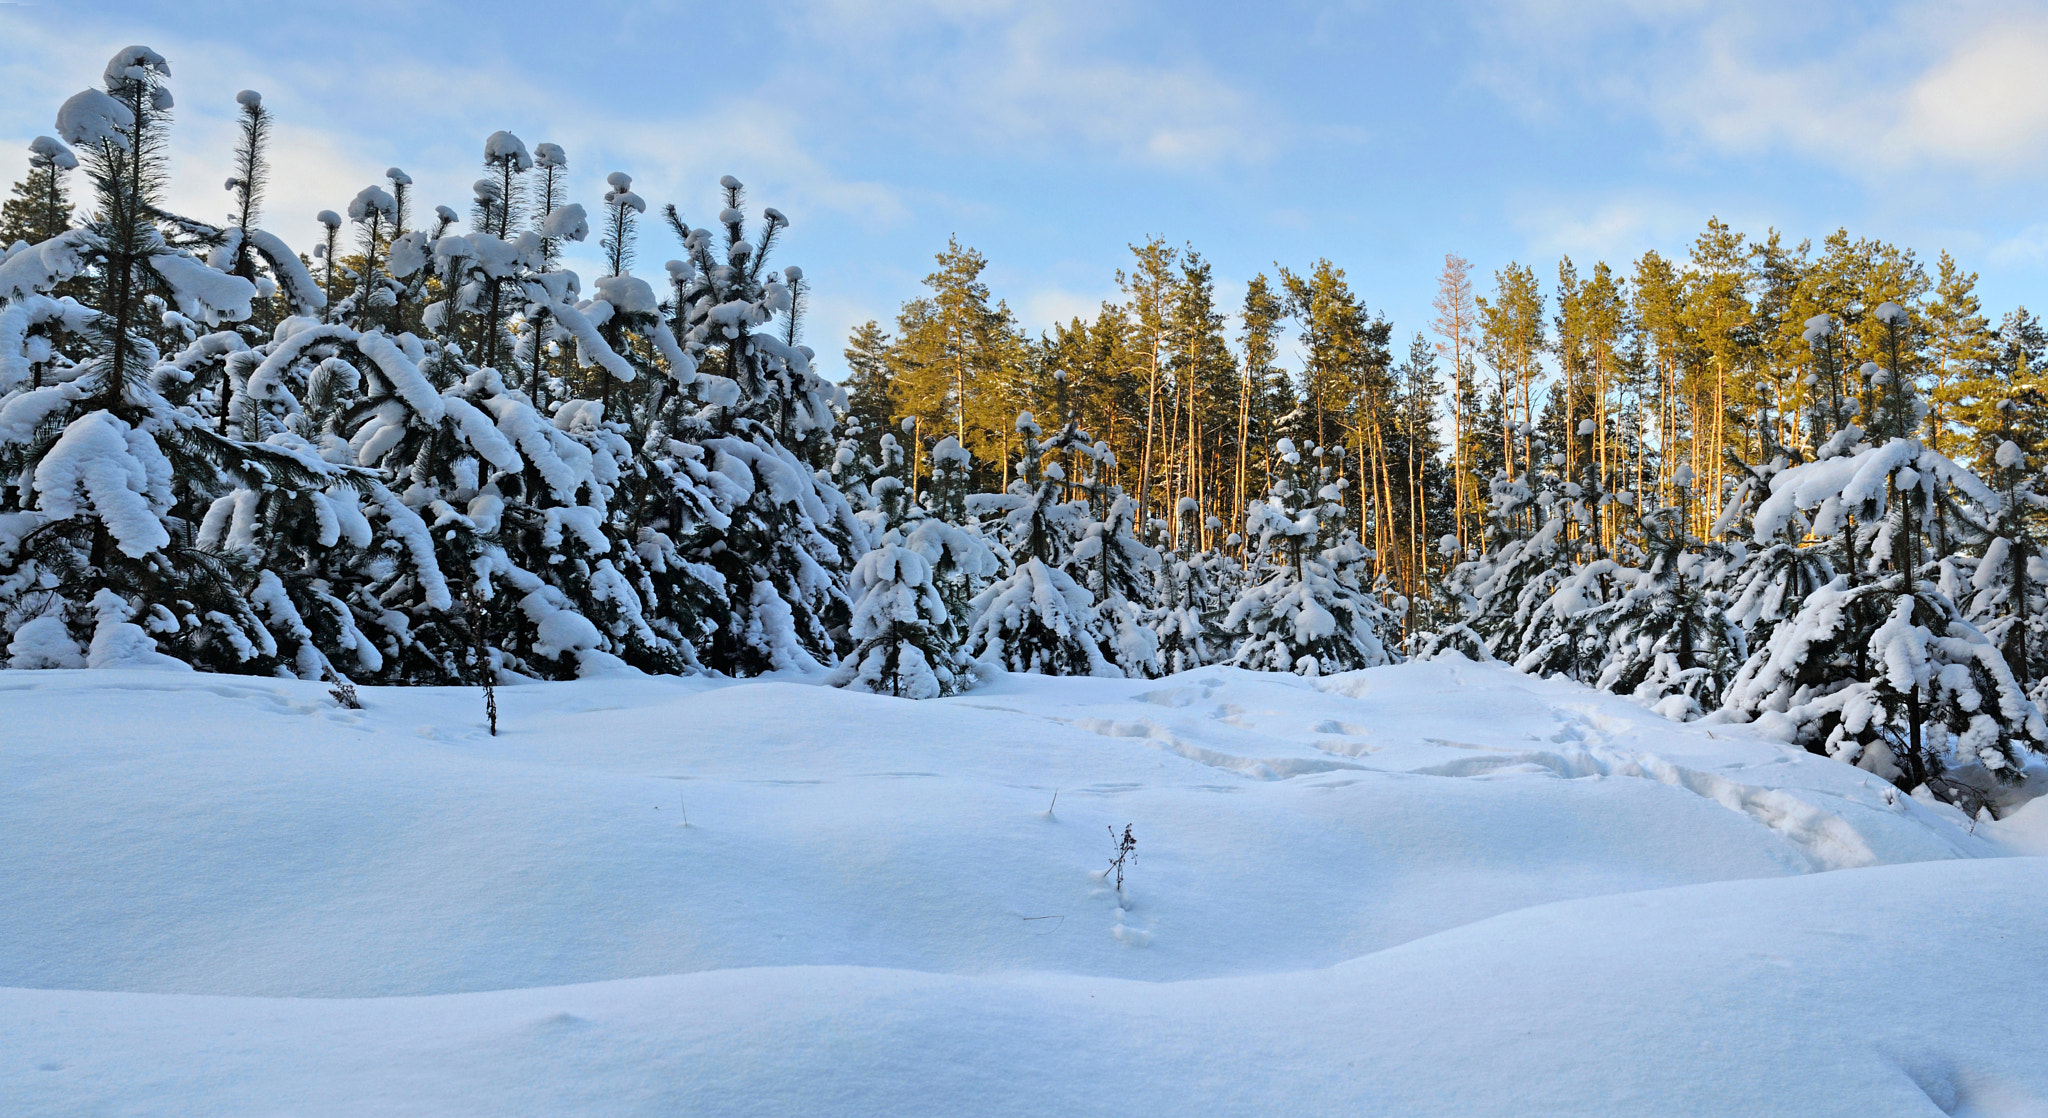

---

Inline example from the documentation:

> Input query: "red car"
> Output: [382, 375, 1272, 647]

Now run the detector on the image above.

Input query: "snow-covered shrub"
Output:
[964, 412, 1117, 676]
[0, 49, 864, 686]
[1224, 440, 1396, 676]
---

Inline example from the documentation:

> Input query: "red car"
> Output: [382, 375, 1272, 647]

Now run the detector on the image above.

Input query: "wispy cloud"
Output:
[1890, 19, 2048, 169]
[782, 0, 1274, 168]
[1509, 193, 1711, 263]
[0, 10, 913, 265]
[1467, 0, 2048, 178]
[1987, 222, 2048, 268]
[1018, 284, 1116, 333]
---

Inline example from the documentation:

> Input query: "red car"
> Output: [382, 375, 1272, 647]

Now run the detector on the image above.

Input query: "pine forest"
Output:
[4, 47, 2045, 817]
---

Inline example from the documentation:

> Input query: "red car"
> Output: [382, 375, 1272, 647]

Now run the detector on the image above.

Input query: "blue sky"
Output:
[6, 1, 2048, 377]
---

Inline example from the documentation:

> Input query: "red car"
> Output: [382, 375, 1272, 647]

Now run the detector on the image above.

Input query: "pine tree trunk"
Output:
[1235, 358, 1251, 547]
[104, 96, 152, 415]
[1139, 344, 1159, 527]
[1710, 361, 1726, 534]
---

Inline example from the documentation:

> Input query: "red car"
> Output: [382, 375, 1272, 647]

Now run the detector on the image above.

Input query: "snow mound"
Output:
[2, 662, 2042, 1114]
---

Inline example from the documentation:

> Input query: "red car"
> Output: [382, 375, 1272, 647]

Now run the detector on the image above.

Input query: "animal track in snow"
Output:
[1059, 716, 1369, 780]
[1312, 738, 1381, 758]
[1313, 719, 1376, 737]
[1411, 719, 1888, 872]
[1207, 703, 1259, 729]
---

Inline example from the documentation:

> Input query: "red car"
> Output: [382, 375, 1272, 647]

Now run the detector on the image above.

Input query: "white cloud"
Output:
[0, 11, 914, 272]
[1468, 0, 2048, 178]
[1891, 20, 2048, 168]
[1510, 194, 1713, 263]
[1987, 222, 2048, 268]
[783, 0, 1272, 168]
[1019, 285, 1115, 333]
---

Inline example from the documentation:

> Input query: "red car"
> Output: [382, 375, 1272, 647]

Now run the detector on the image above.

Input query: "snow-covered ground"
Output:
[4, 660, 2045, 1115]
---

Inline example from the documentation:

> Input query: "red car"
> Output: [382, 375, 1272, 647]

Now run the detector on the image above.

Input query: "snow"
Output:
[542, 295, 638, 384]
[84, 602, 188, 671]
[0, 294, 92, 390]
[246, 229, 326, 314]
[484, 130, 533, 171]
[593, 272, 659, 315]
[541, 201, 589, 242]
[152, 251, 256, 323]
[0, 230, 95, 301]
[0, 381, 86, 446]
[102, 45, 168, 88]
[481, 391, 591, 502]
[356, 329, 445, 422]
[54, 88, 133, 150]
[368, 484, 452, 610]
[441, 395, 522, 472]
[347, 184, 396, 224]
[27, 134, 76, 170]
[520, 585, 604, 659]
[0, 660, 2042, 1113]
[30, 409, 171, 558]
[383, 229, 429, 279]
[4, 615, 83, 669]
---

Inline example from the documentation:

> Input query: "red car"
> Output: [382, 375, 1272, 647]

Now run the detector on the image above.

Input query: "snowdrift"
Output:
[3, 660, 2044, 1115]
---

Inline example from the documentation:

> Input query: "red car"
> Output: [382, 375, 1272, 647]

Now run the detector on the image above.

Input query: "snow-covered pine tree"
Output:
[923, 434, 975, 524]
[0, 137, 93, 397]
[1075, 493, 1163, 677]
[829, 432, 983, 698]
[829, 529, 970, 698]
[1587, 469, 1744, 719]
[855, 429, 909, 527]
[3, 53, 885, 686]
[338, 182, 397, 328]
[963, 411, 1117, 676]
[1417, 427, 1582, 669]
[1964, 424, 2048, 704]
[1224, 439, 1396, 675]
[470, 131, 532, 372]
[1718, 450, 1834, 654]
[514, 143, 575, 410]
[1, 136, 78, 249]
[639, 178, 866, 674]
[1720, 305, 2047, 808]
[217, 93, 268, 304]
[347, 147, 701, 680]
[380, 168, 436, 337]
[1501, 437, 1615, 682]
[314, 209, 343, 318]
[828, 416, 883, 515]
[0, 50, 434, 676]
[902, 435, 999, 628]
[1150, 513, 1215, 676]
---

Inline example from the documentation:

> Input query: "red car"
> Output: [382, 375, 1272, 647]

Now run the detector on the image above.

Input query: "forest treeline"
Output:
[839, 229, 2045, 613]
